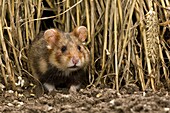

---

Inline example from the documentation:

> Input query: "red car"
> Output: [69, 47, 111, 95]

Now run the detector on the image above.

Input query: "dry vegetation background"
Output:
[0, 0, 170, 95]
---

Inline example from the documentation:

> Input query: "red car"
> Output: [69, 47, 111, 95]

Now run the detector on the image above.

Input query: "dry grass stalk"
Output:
[145, 8, 159, 91]
[113, 0, 119, 91]
[0, 19, 16, 90]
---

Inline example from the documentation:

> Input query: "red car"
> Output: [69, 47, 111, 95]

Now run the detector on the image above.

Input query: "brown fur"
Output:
[28, 26, 90, 92]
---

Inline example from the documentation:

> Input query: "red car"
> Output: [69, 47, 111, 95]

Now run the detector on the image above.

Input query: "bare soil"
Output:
[0, 84, 170, 113]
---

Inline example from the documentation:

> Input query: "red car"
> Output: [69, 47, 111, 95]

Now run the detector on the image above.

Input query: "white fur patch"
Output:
[69, 85, 80, 93]
[43, 83, 55, 92]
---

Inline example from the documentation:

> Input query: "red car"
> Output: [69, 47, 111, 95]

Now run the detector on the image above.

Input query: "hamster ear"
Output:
[44, 29, 60, 49]
[72, 26, 88, 42]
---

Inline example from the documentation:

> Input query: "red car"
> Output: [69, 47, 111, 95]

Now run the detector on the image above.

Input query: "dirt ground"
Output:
[0, 84, 170, 113]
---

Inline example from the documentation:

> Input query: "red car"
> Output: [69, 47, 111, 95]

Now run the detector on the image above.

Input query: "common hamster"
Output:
[28, 26, 90, 93]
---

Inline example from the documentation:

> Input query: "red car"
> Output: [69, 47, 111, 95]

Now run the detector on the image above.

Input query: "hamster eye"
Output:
[77, 45, 81, 51]
[61, 46, 67, 52]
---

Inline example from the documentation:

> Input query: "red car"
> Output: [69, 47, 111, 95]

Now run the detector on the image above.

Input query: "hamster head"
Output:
[44, 26, 89, 72]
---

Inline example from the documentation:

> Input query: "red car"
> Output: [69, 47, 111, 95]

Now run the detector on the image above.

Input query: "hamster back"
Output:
[28, 26, 90, 93]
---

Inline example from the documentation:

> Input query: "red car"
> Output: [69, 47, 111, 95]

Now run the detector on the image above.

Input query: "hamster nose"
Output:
[72, 56, 79, 65]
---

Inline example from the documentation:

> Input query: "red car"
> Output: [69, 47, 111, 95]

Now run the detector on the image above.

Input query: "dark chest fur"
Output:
[38, 65, 86, 88]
